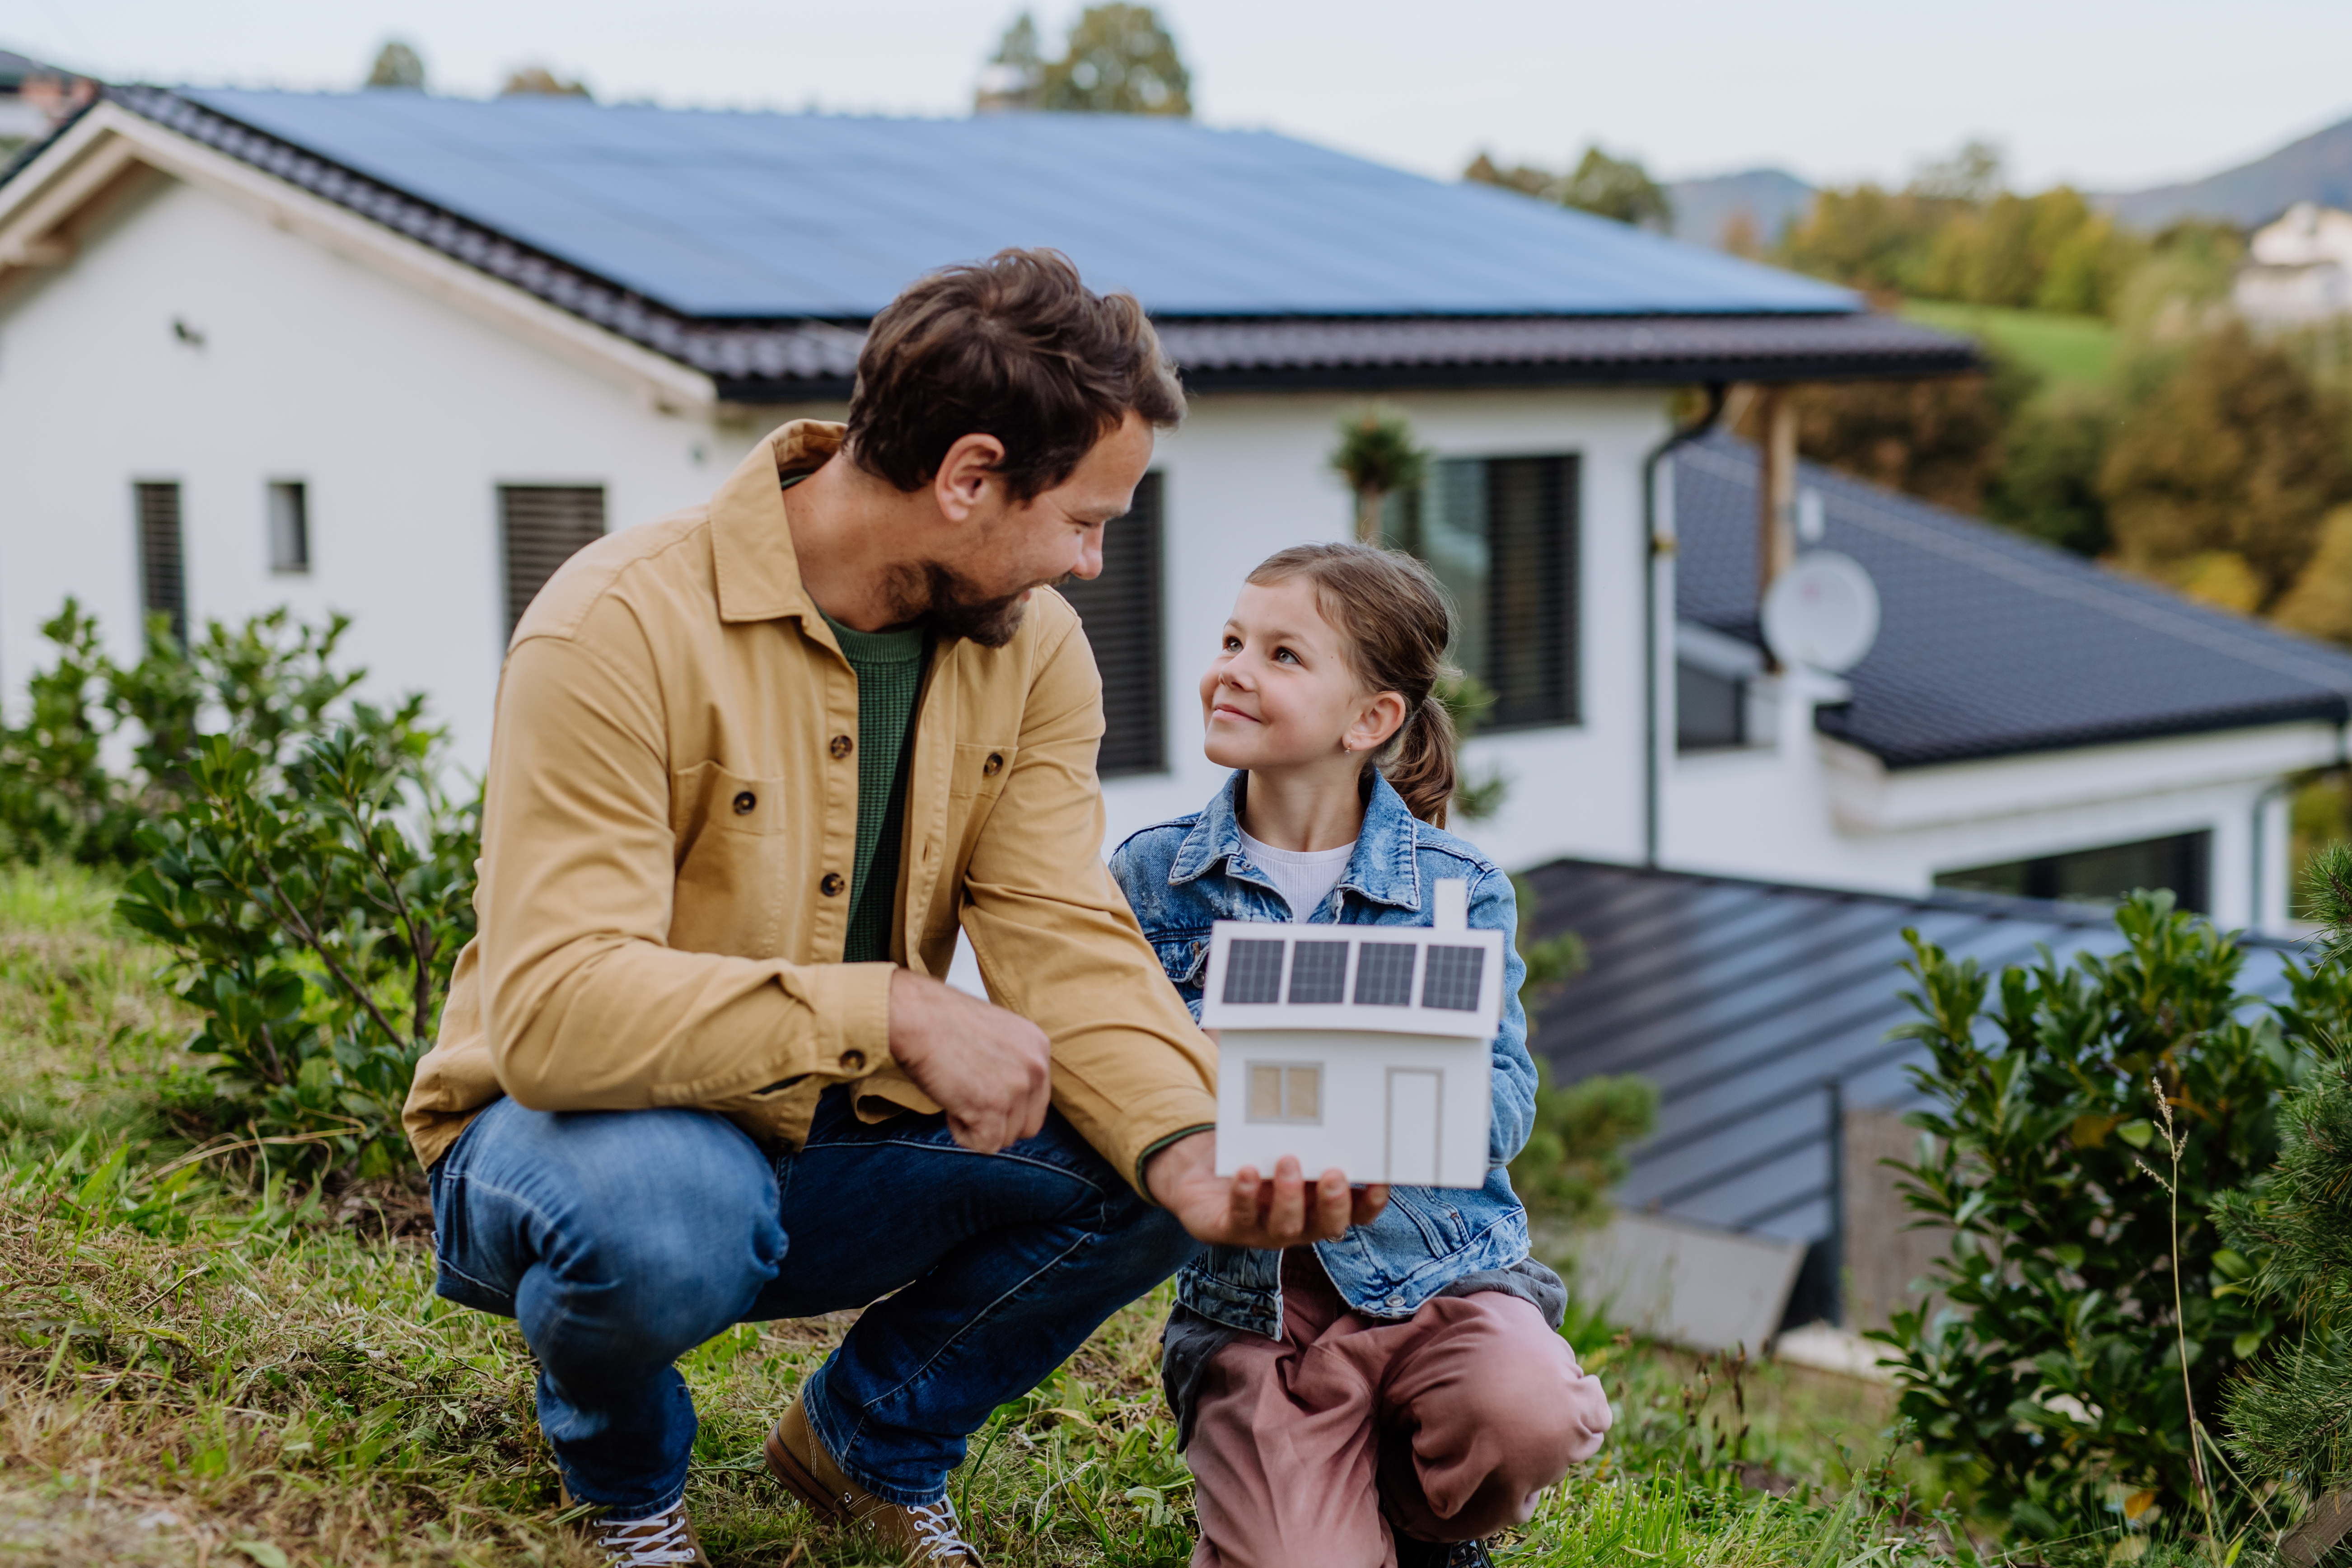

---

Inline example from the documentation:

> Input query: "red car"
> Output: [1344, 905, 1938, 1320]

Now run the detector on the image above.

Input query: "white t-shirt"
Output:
[1237, 829, 1358, 923]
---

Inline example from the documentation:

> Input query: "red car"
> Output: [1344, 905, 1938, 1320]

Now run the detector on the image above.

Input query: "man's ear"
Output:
[1344, 690, 1410, 754]
[932, 433, 1009, 524]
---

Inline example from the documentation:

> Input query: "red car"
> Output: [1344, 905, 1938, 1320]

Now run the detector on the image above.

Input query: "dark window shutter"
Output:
[1483, 455, 1577, 729]
[135, 481, 186, 642]
[500, 485, 607, 637]
[1058, 470, 1164, 777]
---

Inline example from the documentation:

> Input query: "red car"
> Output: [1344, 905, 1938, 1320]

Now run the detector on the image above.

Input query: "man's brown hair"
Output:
[846, 248, 1185, 501]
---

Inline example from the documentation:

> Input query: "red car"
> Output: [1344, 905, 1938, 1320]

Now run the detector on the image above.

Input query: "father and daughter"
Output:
[1111, 542, 1615, 1568]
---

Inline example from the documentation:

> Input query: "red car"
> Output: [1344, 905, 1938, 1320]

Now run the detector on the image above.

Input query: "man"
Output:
[402, 249, 1381, 1568]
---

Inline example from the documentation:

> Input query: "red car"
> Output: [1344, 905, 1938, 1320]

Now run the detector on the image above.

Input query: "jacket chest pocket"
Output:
[672, 764, 789, 956]
[950, 741, 1019, 801]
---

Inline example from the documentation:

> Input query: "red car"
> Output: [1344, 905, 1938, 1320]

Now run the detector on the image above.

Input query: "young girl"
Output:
[1109, 543, 1613, 1568]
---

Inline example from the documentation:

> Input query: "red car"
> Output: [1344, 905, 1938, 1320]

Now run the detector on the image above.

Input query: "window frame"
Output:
[1381, 451, 1582, 734]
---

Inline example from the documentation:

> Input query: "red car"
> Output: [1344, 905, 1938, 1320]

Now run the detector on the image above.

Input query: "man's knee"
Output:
[448, 1104, 785, 1354]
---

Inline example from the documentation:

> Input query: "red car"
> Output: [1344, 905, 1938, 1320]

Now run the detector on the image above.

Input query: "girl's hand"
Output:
[1146, 1133, 1388, 1247]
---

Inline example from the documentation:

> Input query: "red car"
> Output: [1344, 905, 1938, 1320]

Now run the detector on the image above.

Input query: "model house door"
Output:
[1385, 1069, 1443, 1185]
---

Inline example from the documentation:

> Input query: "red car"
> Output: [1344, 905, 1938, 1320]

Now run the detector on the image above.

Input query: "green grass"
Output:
[0, 866, 2015, 1566]
[1899, 300, 2118, 391]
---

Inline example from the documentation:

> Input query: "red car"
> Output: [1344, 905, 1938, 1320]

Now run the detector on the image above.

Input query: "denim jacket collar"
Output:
[1167, 771, 1423, 914]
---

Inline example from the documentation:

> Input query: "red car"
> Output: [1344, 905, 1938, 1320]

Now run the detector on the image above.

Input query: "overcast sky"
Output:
[15, 0, 2352, 193]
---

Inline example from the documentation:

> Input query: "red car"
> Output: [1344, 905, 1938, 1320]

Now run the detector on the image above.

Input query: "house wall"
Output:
[0, 171, 762, 766]
[1664, 694, 2334, 931]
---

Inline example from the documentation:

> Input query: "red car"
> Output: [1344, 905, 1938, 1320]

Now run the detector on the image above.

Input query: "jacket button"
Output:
[732, 790, 756, 814]
[983, 752, 1004, 777]
[838, 1048, 866, 1073]
[829, 734, 853, 759]
[820, 871, 846, 896]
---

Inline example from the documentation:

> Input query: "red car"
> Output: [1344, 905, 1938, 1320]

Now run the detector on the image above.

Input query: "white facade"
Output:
[2236, 201, 2352, 325]
[0, 107, 2322, 932]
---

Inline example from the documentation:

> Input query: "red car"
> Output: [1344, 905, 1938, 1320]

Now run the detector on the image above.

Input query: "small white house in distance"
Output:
[1202, 881, 1501, 1189]
[2, 84, 2347, 939]
[2237, 201, 2352, 324]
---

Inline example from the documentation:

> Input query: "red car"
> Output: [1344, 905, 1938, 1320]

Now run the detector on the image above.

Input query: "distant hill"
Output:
[1665, 168, 1815, 249]
[2104, 114, 2352, 229]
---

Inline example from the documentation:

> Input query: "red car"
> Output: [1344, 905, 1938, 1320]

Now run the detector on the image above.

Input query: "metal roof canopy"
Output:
[1521, 859, 2308, 1304]
[1675, 435, 2352, 768]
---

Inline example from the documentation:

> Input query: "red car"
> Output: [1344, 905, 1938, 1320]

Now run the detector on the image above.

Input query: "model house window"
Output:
[1386, 455, 1579, 730]
[1058, 470, 1164, 776]
[1247, 1062, 1322, 1124]
[268, 481, 310, 574]
[1935, 830, 2212, 913]
[134, 481, 186, 642]
[499, 484, 607, 637]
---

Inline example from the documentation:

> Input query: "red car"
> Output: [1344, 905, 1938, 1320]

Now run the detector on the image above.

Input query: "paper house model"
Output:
[1202, 880, 1502, 1189]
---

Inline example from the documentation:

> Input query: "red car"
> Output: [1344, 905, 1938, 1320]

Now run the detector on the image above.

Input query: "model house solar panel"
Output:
[1205, 880, 1501, 1187]
[1199, 890, 1505, 1038]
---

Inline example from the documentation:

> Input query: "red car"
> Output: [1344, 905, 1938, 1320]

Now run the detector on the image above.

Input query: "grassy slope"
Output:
[1898, 299, 2118, 390]
[0, 866, 1964, 1567]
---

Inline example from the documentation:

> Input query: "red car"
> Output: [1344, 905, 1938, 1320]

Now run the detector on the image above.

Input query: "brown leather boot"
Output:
[764, 1399, 982, 1566]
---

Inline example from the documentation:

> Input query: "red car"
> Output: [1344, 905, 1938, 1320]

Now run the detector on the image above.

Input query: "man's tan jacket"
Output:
[402, 421, 1216, 1191]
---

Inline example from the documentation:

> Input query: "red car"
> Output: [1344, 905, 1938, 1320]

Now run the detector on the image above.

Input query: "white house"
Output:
[2237, 200, 2352, 324]
[1, 83, 2345, 945]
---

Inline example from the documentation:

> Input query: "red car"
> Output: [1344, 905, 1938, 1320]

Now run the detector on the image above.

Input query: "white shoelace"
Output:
[904, 1498, 979, 1564]
[589, 1506, 700, 1566]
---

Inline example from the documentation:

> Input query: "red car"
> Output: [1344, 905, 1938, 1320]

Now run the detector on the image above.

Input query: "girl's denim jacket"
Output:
[1108, 771, 1540, 1339]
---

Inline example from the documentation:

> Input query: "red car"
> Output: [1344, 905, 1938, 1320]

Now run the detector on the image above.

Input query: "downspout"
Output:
[1641, 382, 1729, 869]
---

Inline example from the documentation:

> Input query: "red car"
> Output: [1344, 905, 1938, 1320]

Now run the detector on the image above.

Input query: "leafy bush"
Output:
[0, 597, 476, 1174]
[0, 600, 367, 865]
[119, 723, 477, 1177]
[1873, 892, 2321, 1540]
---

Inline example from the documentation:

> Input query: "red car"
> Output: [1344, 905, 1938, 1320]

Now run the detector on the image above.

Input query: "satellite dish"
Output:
[1763, 551, 1880, 674]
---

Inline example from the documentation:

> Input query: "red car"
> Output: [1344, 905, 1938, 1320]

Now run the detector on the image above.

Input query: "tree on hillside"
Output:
[1778, 140, 2142, 318]
[2100, 322, 2352, 609]
[365, 40, 425, 90]
[1038, 5, 1191, 116]
[1463, 145, 1671, 229]
[975, 12, 1047, 112]
[1739, 348, 2039, 515]
[1560, 147, 1670, 229]
[500, 66, 591, 99]
[1983, 388, 2114, 557]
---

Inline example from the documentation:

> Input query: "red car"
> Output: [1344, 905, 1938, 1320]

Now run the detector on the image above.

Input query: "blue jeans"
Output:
[427, 1089, 1198, 1516]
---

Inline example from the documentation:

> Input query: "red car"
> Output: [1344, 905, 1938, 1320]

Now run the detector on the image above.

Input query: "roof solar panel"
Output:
[179, 89, 1861, 320]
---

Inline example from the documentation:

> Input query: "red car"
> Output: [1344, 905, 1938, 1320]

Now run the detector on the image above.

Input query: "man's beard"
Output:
[882, 560, 1039, 649]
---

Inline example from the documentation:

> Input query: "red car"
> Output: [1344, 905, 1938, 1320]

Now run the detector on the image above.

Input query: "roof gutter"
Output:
[1642, 382, 1729, 868]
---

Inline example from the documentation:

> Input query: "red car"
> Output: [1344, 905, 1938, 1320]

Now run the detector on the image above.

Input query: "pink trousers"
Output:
[1184, 1251, 1613, 1568]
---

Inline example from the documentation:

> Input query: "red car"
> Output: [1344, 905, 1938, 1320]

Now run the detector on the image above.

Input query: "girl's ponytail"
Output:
[1246, 542, 1464, 828]
[1383, 690, 1460, 829]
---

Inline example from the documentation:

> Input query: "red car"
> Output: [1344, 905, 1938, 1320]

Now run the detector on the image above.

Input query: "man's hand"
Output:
[1145, 1130, 1388, 1248]
[887, 969, 1052, 1154]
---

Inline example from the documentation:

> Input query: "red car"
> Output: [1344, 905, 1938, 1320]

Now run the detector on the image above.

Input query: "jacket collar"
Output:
[708, 420, 843, 625]
[1169, 770, 1424, 913]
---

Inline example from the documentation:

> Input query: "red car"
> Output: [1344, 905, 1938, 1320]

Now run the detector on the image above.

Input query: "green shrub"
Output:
[1873, 891, 2306, 1540]
[0, 600, 369, 866]
[118, 724, 477, 1178]
[2215, 845, 2352, 1550]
